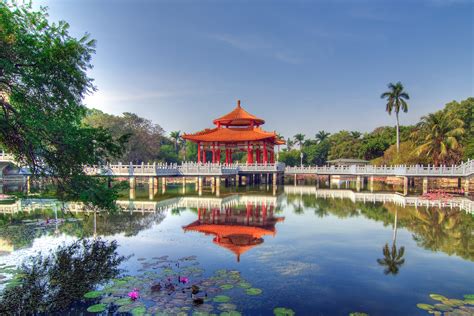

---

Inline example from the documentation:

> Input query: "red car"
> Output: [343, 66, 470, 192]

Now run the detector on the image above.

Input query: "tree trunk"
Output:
[392, 209, 398, 245]
[396, 112, 400, 153]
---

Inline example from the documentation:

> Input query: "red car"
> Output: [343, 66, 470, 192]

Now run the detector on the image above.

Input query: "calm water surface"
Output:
[0, 183, 473, 315]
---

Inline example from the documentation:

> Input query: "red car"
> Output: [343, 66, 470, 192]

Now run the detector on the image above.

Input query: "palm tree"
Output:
[415, 111, 464, 165]
[377, 243, 405, 275]
[381, 82, 410, 153]
[286, 138, 295, 151]
[377, 209, 405, 275]
[350, 131, 361, 139]
[293, 134, 305, 150]
[170, 131, 181, 153]
[315, 130, 330, 143]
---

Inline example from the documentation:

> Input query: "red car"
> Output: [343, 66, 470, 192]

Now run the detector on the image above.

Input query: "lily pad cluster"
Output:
[417, 293, 474, 315]
[82, 255, 266, 315]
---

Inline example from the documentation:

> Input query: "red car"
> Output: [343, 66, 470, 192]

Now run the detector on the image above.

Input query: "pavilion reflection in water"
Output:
[183, 196, 284, 262]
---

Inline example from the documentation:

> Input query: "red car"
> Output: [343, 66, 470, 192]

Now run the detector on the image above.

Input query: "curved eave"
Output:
[182, 127, 281, 143]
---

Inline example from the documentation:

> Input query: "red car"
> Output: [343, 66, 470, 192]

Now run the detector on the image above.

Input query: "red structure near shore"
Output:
[182, 100, 285, 164]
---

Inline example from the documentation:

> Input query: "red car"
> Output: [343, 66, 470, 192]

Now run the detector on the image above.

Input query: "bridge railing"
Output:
[0, 151, 15, 163]
[285, 159, 474, 177]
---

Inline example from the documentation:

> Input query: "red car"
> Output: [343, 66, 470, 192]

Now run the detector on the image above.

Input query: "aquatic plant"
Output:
[128, 288, 139, 300]
[274, 307, 296, 315]
[0, 238, 126, 314]
[417, 293, 474, 314]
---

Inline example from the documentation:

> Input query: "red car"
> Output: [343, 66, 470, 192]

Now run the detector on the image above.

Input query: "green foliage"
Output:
[83, 109, 167, 163]
[413, 110, 465, 165]
[328, 131, 362, 160]
[278, 149, 301, 166]
[0, 2, 126, 208]
[302, 140, 330, 165]
[0, 238, 126, 314]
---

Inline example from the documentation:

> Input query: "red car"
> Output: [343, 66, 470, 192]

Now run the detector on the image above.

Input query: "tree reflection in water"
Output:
[0, 238, 126, 314]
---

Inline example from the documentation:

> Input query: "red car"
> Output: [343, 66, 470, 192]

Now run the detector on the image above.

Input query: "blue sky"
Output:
[39, 0, 473, 139]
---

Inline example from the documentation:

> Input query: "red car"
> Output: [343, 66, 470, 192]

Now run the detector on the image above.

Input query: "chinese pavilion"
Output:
[183, 202, 284, 262]
[182, 100, 285, 164]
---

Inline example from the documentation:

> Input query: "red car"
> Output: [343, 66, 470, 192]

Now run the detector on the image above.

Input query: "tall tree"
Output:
[0, 2, 125, 209]
[286, 138, 295, 151]
[293, 133, 305, 150]
[415, 111, 464, 165]
[381, 82, 410, 153]
[170, 130, 181, 153]
[315, 130, 330, 143]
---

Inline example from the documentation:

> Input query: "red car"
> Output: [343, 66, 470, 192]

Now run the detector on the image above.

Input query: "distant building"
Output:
[327, 158, 370, 166]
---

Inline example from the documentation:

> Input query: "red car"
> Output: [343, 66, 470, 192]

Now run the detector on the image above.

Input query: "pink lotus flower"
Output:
[128, 289, 139, 301]
[178, 276, 189, 284]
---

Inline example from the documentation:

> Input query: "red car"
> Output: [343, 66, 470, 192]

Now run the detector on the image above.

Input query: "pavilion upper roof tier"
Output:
[182, 126, 285, 144]
[213, 100, 265, 127]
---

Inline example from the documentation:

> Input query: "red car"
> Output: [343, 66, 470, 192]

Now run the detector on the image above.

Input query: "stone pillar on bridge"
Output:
[294, 174, 297, 186]
[26, 176, 31, 195]
[162, 177, 167, 194]
[235, 175, 239, 187]
[403, 177, 409, 196]
[153, 177, 158, 188]
[198, 176, 203, 196]
[369, 176, 374, 192]
[422, 177, 429, 195]
[129, 187, 136, 200]
[195, 177, 199, 191]
[182, 177, 186, 194]
[129, 177, 136, 189]
[356, 176, 362, 192]
[216, 177, 221, 197]
[316, 176, 320, 189]
[464, 178, 470, 197]
[149, 184, 154, 200]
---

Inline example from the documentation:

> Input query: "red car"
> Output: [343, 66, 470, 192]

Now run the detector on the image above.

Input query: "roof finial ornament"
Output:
[237, 100, 241, 108]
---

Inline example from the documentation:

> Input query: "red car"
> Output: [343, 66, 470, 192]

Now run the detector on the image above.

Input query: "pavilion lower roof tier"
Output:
[182, 127, 285, 144]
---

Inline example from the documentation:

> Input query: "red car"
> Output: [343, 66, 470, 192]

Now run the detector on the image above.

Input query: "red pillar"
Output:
[270, 151, 275, 163]
[229, 149, 233, 163]
[197, 142, 201, 163]
[247, 143, 253, 164]
[256, 148, 261, 163]
[263, 142, 268, 163]
[216, 148, 221, 163]
[212, 143, 215, 163]
[225, 149, 229, 164]
[202, 145, 207, 163]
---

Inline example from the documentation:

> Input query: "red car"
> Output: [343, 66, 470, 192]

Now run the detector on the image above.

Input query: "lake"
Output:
[0, 183, 473, 315]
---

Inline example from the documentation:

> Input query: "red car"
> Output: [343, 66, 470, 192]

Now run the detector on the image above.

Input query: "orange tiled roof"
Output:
[182, 126, 280, 143]
[183, 223, 276, 238]
[213, 100, 265, 126]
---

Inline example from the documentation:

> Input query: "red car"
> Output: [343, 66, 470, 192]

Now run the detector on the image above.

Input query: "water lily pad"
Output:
[274, 307, 295, 316]
[464, 299, 474, 305]
[192, 312, 210, 316]
[245, 288, 262, 296]
[430, 294, 448, 301]
[117, 304, 135, 313]
[100, 296, 117, 304]
[442, 299, 465, 307]
[131, 306, 146, 316]
[348, 314, 367, 316]
[220, 312, 241, 316]
[84, 290, 103, 299]
[417, 303, 434, 311]
[434, 304, 453, 312]
[113, 278, 128, 286]
[237, 282, 252, 289]
[87, 303, 107, 313]
[115, 297, 133, 306]
[464, 294, 474, 300]
[220, 284, 234, 290]
[218, 303, 237, 311]
[213, 295, 231, 303]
